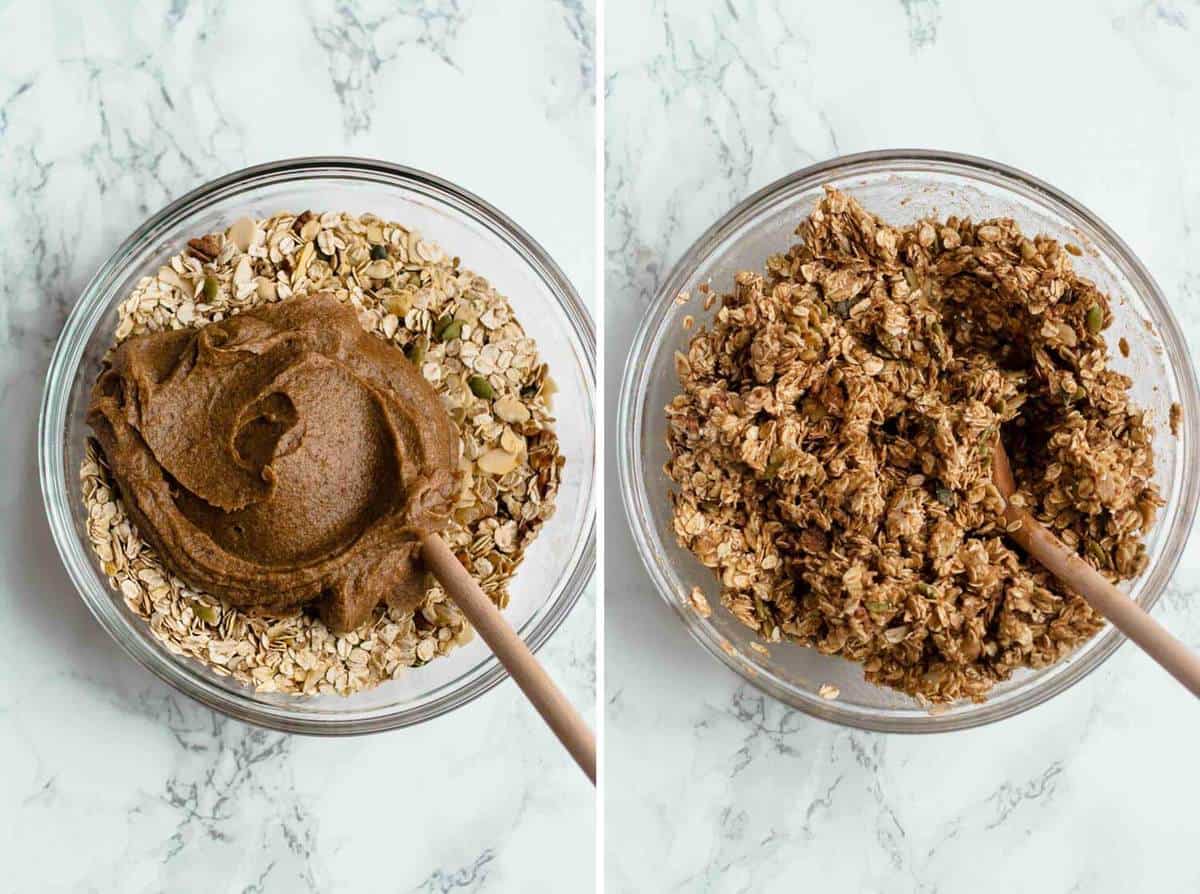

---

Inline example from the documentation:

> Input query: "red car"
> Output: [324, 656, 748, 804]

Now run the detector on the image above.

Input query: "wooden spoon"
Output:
[421, 533, 596, 783]
[991, 440, 1200, 697]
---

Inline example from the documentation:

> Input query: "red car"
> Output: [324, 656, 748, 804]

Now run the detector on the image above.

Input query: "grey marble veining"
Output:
[0, 1, 595, 891]
[606, 1, 1200, 891]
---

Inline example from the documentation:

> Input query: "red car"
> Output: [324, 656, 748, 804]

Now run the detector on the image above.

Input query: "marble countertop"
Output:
[0, 1, 594, 891]
[605, 1, 1200, 892]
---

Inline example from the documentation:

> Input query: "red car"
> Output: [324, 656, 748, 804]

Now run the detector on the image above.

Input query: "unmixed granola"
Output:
[81, 211, 562, 696]
[665, 188, 1161, 703]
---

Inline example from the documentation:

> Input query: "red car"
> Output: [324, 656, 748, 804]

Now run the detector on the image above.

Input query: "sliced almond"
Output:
[500, 427, 524, 455]
[477, 448, 518, 476]
[227, 217, 257, 252]
[364, 259, 394, 279]
[299, 218, 321, 242]
[494, 394, 531, 424]
[293, 242, 315, 283]
[157, 265, 188, 294]
[233, 255, 253, 285]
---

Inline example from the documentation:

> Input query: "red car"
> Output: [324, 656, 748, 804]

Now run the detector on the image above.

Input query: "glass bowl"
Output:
[618, 150, 1200, 732]
[39, 157, 595, 735]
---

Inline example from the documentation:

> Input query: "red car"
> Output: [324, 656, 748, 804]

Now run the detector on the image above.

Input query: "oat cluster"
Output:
[82, 210, 562, 696]
[666, 189, 1161, 703]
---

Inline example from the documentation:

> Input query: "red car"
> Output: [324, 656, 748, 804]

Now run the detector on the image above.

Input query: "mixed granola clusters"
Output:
[666, 189, 1161, 702]
[82, 211, 562, 696]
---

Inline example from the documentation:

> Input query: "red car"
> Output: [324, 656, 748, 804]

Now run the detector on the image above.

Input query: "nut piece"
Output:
[494, 394, 531, 424]
[293, 242, 315, 283]
[364, 259, 394, 279]
[499, 427, 524, 455]
[299, 217, 321, 242]
[227, 217, 257, 252]
[477, 447, 518, 476]
[233, 256, 253, 285]
[188, 234, 222, 261]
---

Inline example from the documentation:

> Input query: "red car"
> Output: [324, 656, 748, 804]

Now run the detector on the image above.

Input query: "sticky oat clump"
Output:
[82, 211, 563, 696]
[665, 188, 1161, 703]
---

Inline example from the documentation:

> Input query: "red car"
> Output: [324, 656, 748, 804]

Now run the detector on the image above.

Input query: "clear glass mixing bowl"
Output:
[40, 157, 595, 734]
[618, 150, 1200, 732]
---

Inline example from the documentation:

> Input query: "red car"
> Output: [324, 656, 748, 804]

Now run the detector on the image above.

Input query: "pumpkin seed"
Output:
[191, 599, 220, 624]
[404, 335, 427, 366]
[468, 375, 494, 399]
[434, 316, 463, 342]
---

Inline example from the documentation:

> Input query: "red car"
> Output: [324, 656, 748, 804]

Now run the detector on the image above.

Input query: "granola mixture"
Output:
[82, 211, 562, 696]
[666, 189, 1161, 703]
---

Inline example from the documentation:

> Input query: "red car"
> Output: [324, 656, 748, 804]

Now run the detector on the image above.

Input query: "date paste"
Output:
[87, 292, 461, 633]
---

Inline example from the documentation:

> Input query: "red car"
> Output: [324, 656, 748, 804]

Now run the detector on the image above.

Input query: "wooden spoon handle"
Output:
[421, 533, 596, 783]
[1005, 507, 1200, 697]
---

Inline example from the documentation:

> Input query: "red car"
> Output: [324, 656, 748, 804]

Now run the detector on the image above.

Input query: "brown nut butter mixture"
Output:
[665, 188, 1161, 703]
[82, 211, 562, 696]
[88, 293, 462, 635]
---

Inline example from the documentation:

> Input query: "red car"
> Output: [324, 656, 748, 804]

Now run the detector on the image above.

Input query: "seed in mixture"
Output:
[664, 188, 1161, 704]
[81, 211, 564, 696]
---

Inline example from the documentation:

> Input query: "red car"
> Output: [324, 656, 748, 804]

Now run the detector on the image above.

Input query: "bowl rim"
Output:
[38, 155, 596, 735]
[617, 148, 1200, 733]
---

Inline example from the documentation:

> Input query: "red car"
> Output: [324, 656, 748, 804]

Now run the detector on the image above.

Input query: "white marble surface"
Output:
[606, 1, 1200, 891]
[0, 2, 594, 891]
